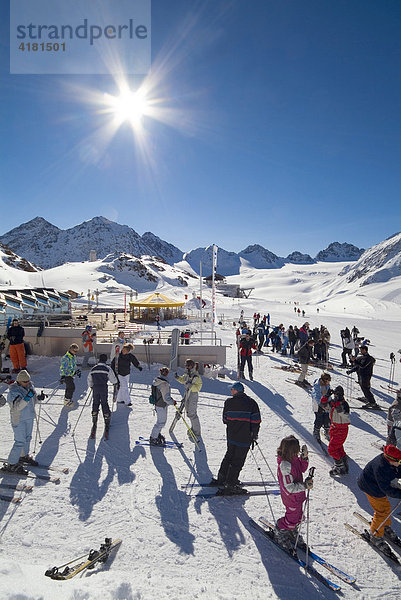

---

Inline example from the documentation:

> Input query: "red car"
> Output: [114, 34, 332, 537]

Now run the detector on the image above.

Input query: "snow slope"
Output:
[1, 275, 401, 599]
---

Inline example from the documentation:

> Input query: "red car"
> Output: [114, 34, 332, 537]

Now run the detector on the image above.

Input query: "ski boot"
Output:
[90, 411, 98, 439]
[323, 427, 330, 441]
[384, 526, 400, 545]
[19, 455, 38, 467]
[216, 483, 248, 496]
[249, 373, 254, 381]
[103, 414, 111, 440]
[343, 454, 349, 474]
[64, 397, 74, 408]
[157, 433, 166, 445]
[361, 401, 381, 410]
[274, 527, 295, 553]
[367, 532, 394, 556]
[329, 458, 347, 477]
[1, 462, 28, 475]
[149, 436, 164, 446]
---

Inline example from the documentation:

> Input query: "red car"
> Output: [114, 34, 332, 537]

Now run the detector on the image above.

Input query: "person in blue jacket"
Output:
[210, 382, 261, 495]
[1, 370, 38, 475]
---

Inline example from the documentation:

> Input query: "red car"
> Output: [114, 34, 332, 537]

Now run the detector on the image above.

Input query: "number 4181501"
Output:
[18, 42, 66, 51]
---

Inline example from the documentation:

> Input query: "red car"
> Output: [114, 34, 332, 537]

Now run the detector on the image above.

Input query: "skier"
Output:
[386, 388, 401, 448]
[327, 386, 350, 476]
[357, 445, 401, 554]
[239, 332, 257, 380]
[351, 325, 360, 341]
[87, 354, 118, 439]
[175, 359, 202, 442]
[6, 318, 27, 373]
[298, 322, 310, 345]
[60, 343, 81, 408]
[340, 330, 355, 368]
[209, 382, 261, 494]
[347, 345, 378, 409]
[275, 435, 313, 548]
[111, 344, 142, 406]
[288, 325, 297, 355]
[256, 321, 265, 352]
[81, 325, 96, 368]
[295, 339, 315, 387]
[149, 367, 176, 446]
[109, 331, 125, 362]
[311, 373, 331, 442]
[1, 370, 38, 474]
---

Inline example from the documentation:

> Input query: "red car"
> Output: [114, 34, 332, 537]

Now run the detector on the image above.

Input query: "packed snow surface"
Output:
[1, 282, 401, 599]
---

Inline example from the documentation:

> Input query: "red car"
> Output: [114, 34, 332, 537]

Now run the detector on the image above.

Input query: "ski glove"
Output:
[60, 376, 65, 384]
[75, 369, 82, 378]
[138, 366, 143, 371]
[301, 444, 308, 460]
[25, 390, 35, 402]
[304, 476, 313, 490]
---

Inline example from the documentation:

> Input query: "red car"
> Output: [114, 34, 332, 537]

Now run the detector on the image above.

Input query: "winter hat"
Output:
[86, 325, 92, 331]
[383, 445, 401, 463]
[231, 382, 244, 393]
[16, 369, 31, 383]
[333, 385, 344, 398]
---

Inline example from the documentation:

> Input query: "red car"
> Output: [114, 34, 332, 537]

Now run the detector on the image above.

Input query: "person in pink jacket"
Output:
[275, 435, 313, 548]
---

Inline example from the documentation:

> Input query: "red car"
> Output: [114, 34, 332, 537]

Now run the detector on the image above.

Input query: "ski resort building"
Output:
[129, 292, 185, 322]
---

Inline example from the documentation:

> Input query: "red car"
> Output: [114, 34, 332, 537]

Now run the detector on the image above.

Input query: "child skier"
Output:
[357, 445, 401, 555]
[327, 386, 350, 476]
[311, 373, 331, 442]
[275, 435, 313, 548]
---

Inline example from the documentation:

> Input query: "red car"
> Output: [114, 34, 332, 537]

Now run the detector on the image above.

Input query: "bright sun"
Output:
[107, 88, 149, 128]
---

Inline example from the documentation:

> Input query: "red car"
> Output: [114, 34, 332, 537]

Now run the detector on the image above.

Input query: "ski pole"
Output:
[71, 389, 92, 437]
[295, 466, 315, 567]
[254, 440, 276, 480]
[33, 405, 42, 453]
[172, 403, 201, 452]
[250, 446, 276, 522]
[372, 499, 401, 536]
[390, 353, 396, 385]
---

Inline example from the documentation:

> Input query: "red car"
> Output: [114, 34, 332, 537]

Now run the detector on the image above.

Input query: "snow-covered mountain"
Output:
[238, 245, 285, 269]
[0, 243, 39, 274]
[285, 251, 315, 264]
[1, 216, 365, 273]
[315, 242, 364, 262]
[141, 232, 183, 264]
[0, 217, 181, 269]
[183, 246, 241, 277]
[340, 232, 401, 286]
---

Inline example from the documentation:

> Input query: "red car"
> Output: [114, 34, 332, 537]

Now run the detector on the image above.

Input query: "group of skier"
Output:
[1, 315, 401, 566]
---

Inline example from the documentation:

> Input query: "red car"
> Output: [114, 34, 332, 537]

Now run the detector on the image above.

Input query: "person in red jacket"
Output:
[327, 386, 351, 476]
[239, 333, 257, 381]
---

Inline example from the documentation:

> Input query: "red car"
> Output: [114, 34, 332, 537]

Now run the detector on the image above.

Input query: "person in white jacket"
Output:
[2, 370, 38, 474]
[149, 367, 176, 445]
[175, 359, 203, 442]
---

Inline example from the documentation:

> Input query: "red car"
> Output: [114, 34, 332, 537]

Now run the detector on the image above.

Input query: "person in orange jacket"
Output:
[81, 325, 96, 368]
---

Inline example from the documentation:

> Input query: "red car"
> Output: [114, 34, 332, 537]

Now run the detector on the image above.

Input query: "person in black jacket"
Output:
[7, 318, 27, 373]
[210, 382, 261, 495]
[296, 339, 315, 388]
[111, 344, 142, 406]
[357, 445, 401, 554]
[347, 345, 377, 408]
[87, 354, 118, 439]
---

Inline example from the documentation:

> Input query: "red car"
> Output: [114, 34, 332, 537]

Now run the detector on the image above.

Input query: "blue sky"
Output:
[1, 0, 400, 257]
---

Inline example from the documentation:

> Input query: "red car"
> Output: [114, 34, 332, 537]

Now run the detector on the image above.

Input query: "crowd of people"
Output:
[1, 314, 401, 560]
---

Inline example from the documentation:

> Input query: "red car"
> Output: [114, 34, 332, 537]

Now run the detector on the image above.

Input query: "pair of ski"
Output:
[350, 397, 386, 411]
[181, 481, 280, 498]
[45, 538, 121, 580]
[345, 511, 401, 565]
[250, 517, 356, 592]
[285, 379, 312, 389]
[0, 478, 34, 502]
[135, 437, 183, 449]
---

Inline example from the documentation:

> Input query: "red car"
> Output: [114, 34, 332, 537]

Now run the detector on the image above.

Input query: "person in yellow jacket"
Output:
[175, 359, 202, 442]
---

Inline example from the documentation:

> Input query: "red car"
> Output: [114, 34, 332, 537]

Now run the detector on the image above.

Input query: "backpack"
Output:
[149, 384, 161, 405]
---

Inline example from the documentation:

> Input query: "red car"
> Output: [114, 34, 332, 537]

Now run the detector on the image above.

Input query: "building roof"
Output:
[129, 292, 185, 308]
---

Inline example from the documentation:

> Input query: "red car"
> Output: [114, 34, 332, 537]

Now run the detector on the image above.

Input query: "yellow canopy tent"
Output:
[129, 292, 185, 322]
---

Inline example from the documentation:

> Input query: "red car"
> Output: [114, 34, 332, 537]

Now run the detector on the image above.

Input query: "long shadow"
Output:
[350, 412, 386, 437]
[150, 445, 195, 554]
[35, 409, 70, 478]
[69, 404, 144, 520]
[244, 380, 332, 466]
[238, 512, 333, 599]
